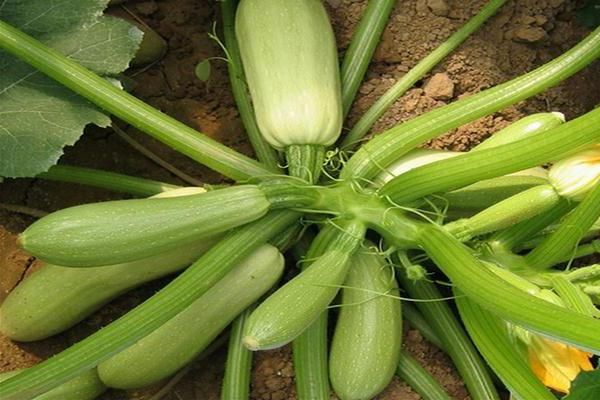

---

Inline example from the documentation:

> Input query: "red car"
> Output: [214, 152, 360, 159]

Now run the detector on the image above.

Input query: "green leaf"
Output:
[195, 59, 212, 82]
[0, 1, 142, 178]
[564, 369, 600, 400]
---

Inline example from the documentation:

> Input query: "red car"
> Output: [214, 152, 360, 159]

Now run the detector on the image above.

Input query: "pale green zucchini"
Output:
[235, 0, 342, 149]
[97, 244, 284, 389]
[329, 244, 402, 400]
[0, 368, 105, 400]
[19, 185, 270, 266]
[0, 239, 217, 342]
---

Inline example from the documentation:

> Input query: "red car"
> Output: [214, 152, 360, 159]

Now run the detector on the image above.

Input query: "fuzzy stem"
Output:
[339, 0, 396, 118]
[38, 165, 180, 196]
[396, 350, 452, 400]
[341, 0, 507, 149]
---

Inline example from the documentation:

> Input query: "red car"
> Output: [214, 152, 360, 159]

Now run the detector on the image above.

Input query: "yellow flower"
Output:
[527, 335, 593, 393]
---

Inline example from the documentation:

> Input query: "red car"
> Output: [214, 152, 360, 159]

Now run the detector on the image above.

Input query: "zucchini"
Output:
[0, 368, 105, 400]
[0, 239, 217, 342]
[242, 221, 365, 351]
[235, 0, 342, 150]
[472, 112, 564, 151]
[97, 244, 284, 389]
[19, 185, 270, 266]
[329, 244, 402, 400]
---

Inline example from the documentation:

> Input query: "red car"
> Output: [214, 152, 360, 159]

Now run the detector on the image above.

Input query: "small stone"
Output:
[513, 26, 547, 43]
[519, 15, 536, 25]
[423, 73, 454, 100]
[427, 0, 449, 17]
[534, 15, 548, 26]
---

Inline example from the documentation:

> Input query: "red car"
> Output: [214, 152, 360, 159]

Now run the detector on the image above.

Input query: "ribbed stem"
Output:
[379, 108, 600, 202]
[221, 307, 254, 400]
[455, 294, 555, 400]
[0, 20, 272, 181]
[526, 183, 600, 269]
[341, 0, 507, 149]
[292, 313, 330, 400]
[220, 0, 281, 172]
[37, 165, 179, 197]
[396, 256, 500, 400]
[396, 350, 452, 400]
[0, 211, 300, 399]
[292, 229, 332, 400]
[342, 27, 600, 181]
[285, 144, 325, 183]
[339, 0, 396, 118]
[445, 185, 561, 241]
[418, 225, 600, 353]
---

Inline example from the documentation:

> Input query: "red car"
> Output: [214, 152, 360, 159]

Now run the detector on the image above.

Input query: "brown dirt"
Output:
[0, 0, 598, 399]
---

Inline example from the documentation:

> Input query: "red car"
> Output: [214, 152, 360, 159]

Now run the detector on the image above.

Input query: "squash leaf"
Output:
[0, 0, 142, 177]
[564, 369, 600, 400]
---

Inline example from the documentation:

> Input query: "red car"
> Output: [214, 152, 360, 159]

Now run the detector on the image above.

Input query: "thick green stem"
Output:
[397, 255, 500, 400]
[292, 313, 329, 400]
[37, 165, 180, 197]
[526, 183, 600, 269]
[221, 307, 254, 400]
[379, 108, 600, 203]
[220, 0, 281, 172]
[418, 225, 600, 353]
[0, 211, 300, 399]
[292, 231, 332, 400]
[455, 294, 555, 400]
[396, 350, 452, 400]
[0, 20, 272, 181]
[285, 144, 325, 183]
[339, 0, 396, 118]
[342, 27, 600, 181]
[445, 185, 561, 241]
[341, 0, 507, 149]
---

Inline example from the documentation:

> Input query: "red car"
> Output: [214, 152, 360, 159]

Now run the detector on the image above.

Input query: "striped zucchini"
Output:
[0, 239, 217, 342]
[329, 244, 402, 400]
[97, 244, 284, 389]
[19, 185, 270, 266]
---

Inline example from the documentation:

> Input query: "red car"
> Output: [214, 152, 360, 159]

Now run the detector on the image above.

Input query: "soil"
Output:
[1, 0, 599, 399]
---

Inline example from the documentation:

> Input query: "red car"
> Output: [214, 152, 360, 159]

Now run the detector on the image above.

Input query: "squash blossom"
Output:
[549, 144, 600, 201]
[512, 289, 594, 393]
[527, 335, 593, 393]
